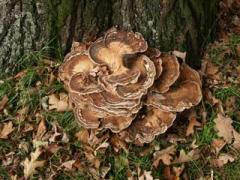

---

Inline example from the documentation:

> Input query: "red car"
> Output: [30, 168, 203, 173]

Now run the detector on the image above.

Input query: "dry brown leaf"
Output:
[100, 164, 111, 178]
[211, 139, 226, 155]
[153, 145, 176, 167]
[35, 119, 47, 140]
[22, 123, 34, 133]
[232, 130, 240, 150]
[164, 165, 184, 180]
[186, 117, 201, 136]
[94, 141, 109, 154]
[48, 93, 72, 112]
[211, 154, 235, 167]
[60, 160, 76, 170]
[0, 121, 14, 139]
[214, 113, 233, 143]
[44, 143, 61, 154]
[110, 135, 128, 152]
[0, 95, 8, 112]
[166, 134, 187, 144]
[84, 146, 101, 169]
[14, 70, 27, 79]
[173, 149, 200, 164]
[23, 148, 45, 179]
[75, 129, 89, 144]
[139, 170, 153, 180]
[190, 139, 199, 149]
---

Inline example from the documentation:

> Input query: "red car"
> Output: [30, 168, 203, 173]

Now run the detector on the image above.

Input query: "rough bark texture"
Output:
[0, 0, 219, 73]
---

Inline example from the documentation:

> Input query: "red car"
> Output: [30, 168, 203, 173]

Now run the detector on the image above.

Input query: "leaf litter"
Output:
[0, 1, 240, 179]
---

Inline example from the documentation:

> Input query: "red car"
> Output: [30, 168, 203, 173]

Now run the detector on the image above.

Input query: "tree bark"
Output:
[0, 0, 219, 73]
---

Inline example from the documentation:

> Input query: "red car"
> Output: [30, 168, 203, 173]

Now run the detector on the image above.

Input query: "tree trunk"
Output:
[0, 0, 219, 73]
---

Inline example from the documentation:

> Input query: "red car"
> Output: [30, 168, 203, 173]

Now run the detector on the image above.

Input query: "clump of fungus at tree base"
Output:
[59, 28, 202, 144]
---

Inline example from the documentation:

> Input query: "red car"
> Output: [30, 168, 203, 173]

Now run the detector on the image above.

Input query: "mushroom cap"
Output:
[59, 53, 94, 84]
[153, 54, 180, 93]
[114, 55, 156, 99]
[146, 80, 202, 112]
[74, 107, 101, 129]
[59, 29, 202, 144]
[179, 63, 202, 86]
[101, 115, 136, 133]
[69, 72, 102, 94]
[88, 30, 147, 72]
[121, 107, 176, 144]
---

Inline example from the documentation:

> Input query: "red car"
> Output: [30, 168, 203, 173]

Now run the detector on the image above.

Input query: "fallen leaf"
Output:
[139, 170, 153, 180]
[0, 95, 8, 112]
[186, 117, 201, 136]
[22, 123, 34, 133]
[173, 149, 200, 164]
[23, 148, 45, 178]
[95, 141, 109, 154]
[163, 165, 184, 180]
[60, 160, 76, 170]
[48, 93, 72, 112]
[75, 129, 89, 144]
[211, 139, 226, 155]
[232, 130, 240, 150]
[14, 70, 27, 79]
[44, 143, 60, 154]
[153, 145, 176, 167]
[110, 134, 128, 153]
[0, 121, 14, 139]
[211, 154, 235, 167]
[35, 119, 47, 140]
[166, 134, 187, 144]
[214, 113, 233, 143]
[190, 139, 199, 149]
[100, 164, 111, 178]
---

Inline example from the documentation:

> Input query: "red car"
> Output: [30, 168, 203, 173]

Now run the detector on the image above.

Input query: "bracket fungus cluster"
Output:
[59, 28, 202, 144]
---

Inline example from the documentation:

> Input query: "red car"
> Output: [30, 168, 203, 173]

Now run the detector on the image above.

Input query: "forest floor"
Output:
[0, 1, 240, 180]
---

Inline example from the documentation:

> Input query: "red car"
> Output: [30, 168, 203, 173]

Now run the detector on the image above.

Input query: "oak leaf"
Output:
[153, 145, 176, 167]
[173, 149, 200, 164]
[0, 95, 8, 112]
[48, 93, 72, 112]
[211, 154, 234, 167]
[23, 148, 45, 179]
[0, 121, 14, 139]
[214, 114, 233, 143]
[186, 117, 201, 136]
[232, 130, 240, 150]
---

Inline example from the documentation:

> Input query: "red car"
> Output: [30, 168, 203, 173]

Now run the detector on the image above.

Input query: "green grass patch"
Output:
[214, 86, 240, 102]
[195, 104, 218, 145]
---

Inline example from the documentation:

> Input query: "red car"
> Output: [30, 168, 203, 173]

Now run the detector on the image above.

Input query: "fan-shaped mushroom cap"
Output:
[89, 30, 147, 71]
[147, 80, 202, 112]
[121, 107, 176, 144]
[74, 107, 101, 129]
[115, 55, 156, 99]
[59, 29, 202, 144]
[59, 53, 94, 84]
[179, 63, 201, 86]
[102, 115, 136, 133]
[69, 72, 102, 94]
[153, 54, 180, 93]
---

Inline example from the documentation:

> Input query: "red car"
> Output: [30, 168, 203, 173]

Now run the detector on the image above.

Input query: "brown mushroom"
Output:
[146, 62, 202, 112]
[146, 81, 202, 112]
[59, 28, 202, 145]
[153, 54, 180, 93]
[59, 53, 94, 84]
[120, 107, 176, 144]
